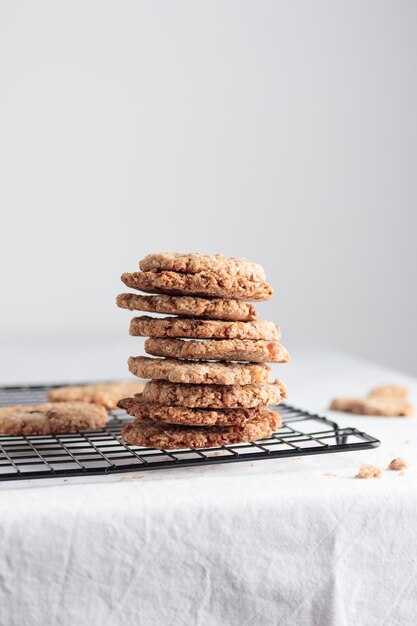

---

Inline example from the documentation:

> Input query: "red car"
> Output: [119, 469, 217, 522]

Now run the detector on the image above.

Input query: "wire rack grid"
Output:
[0, 384, 380, 481]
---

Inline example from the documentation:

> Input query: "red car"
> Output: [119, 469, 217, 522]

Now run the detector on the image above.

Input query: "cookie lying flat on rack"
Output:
[116, 293, 258, 321]
[0, 402, 108, 436]
[145, 337, 290, 363]
[139, 252, 266, 281]
[128, 356, 270, 385]
[119, 397, 264, 426]
[48, 381, 145, 409]
[121, 408, 281, 449]
[129, 316, 280, 341]
[121, 271, 273, 301]
[141, 379, 287, 408]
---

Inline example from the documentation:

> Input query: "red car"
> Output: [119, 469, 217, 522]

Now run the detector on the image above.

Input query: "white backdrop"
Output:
[1, 1, 416, 375]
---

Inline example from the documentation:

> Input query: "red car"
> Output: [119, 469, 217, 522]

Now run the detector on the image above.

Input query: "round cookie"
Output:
[145, 337, 290, 363]
[139, 252, 266, 281]
[128, 356, 270, 385]
[0, 402, 108, 436]
[48, 381, 146, 410]
[129, 316, 280, 341]
[116, 293, 258, 321]
[141, 379, 287, 408]
[121, 409, 281, 449]
[119, 397, 263, 426]
[121, 271, 273, 301]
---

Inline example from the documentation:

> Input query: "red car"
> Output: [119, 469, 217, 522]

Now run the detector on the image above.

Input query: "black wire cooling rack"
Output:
[0, 384, 380, 481]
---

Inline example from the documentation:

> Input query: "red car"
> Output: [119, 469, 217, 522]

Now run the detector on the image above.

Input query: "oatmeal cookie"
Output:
[119, 397, 266, 427]
[121, 408, 281, 449]
[0, 402, 108, 436]
[48, 381, 146, 410]
[145, 337, 289, 363]
[140, 379, 287, 408]
[116, 293, 258, 321]
[330, 397, 413, 417]
[128, 356, 270, 385]
[139, 252, 266, 281]
[121, 271, 273, 301]
[129, 316, 280, 341]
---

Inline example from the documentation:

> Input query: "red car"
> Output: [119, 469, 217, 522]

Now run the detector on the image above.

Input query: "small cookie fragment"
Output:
[388, 458, 408, 471]
[121, 408, 281, 449]
[48, 381, 146, 410]
[128, 356, 271, 385]
[119, 398, 266, 426]
[129, 316, 281, 341]
[121, 271, 273, 301]
[145, 337, 290, 363]
[355, 464, 382, 479]
[116, 293, 258, 321]
[0, 402, 108, 436]
[139, 252, 267, 281]
[141, 379, 287, 409]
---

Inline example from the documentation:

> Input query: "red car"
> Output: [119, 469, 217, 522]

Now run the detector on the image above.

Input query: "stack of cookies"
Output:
[116, 253, 289, 450]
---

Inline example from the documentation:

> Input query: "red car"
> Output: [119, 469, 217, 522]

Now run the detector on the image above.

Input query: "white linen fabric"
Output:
[0, 344, 416, 626]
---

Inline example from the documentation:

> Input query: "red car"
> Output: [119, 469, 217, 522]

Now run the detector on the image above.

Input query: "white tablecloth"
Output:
[0, 338, 416, 626]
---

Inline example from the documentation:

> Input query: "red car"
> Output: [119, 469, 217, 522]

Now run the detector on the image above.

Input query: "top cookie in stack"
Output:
[117, 253, 289, 450]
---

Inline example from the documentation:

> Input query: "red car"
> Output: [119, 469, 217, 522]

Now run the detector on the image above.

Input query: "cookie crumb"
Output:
[399, 470, 407, 477]
[356, 464, 381, 479]
[388, 458, 408, 471]
[323, 472, 336, 477]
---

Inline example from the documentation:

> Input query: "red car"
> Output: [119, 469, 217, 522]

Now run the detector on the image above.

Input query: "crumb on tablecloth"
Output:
[388, 458, 408, 471]
[356, 464, 382, 479]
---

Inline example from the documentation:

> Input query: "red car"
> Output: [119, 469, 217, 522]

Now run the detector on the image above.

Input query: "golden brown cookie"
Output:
[121, 271, 273, 301]
[145, 337, 289, 363]
[48, 381, 146, 410]
[119, 397, 263, 426]
[330, 397, 413, 417]
[140, 379, 287, 408]
[368, 385, 409, 402]
[0, 402, 108, 436]
[128, 356, 270, 385]
[139, 252, 266, 281]
[129, 316, 280, 341]
[116, 293, 258, 321]
[121, 408, 281, 449]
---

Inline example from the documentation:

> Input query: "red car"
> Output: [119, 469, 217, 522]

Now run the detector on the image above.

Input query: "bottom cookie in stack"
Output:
[120, 406, 281, 450]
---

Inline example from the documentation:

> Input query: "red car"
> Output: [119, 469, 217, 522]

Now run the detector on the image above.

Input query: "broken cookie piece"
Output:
[388, 458, 409, 471]
[355, 464, 382, 479]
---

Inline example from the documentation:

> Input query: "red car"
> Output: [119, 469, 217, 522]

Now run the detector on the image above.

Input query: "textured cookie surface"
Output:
[139, 252, 266, 281]
[368, 385, 409, 402]
[48, 381, 146, 410]
[116, 293, 258, 321]
[145, 337, 289, 363]
[330, 397, 413, 417]
[141, 379, 287, 408]
[121, 409, 281, 449]
[121, 271, 273, 301]
[0, 402, 108, 436]
[119, 397, 264, 426]
[130, 316, 280, 341]
[128, 356, 270, 385]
